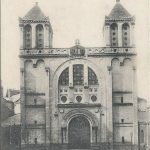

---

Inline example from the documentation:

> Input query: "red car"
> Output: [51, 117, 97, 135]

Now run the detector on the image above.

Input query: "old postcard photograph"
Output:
[1, 0, 150, 150]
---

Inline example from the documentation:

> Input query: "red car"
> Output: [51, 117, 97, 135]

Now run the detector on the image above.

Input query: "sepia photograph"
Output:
[1, 0, 150, 150]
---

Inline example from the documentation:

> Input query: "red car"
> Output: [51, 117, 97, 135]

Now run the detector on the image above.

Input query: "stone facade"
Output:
[19, 1, 140, 150]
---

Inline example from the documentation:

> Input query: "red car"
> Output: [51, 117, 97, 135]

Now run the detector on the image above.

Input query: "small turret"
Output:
[19, 2, 53, 49]
[103, 0, 135, 47]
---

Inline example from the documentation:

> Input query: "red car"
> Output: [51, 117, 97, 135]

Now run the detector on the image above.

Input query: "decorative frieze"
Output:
[20, 47, 136, 57]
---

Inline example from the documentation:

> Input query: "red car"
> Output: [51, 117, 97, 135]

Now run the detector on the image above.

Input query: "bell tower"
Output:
[19, 2, 53, 50]
[104, 0, 135, 47]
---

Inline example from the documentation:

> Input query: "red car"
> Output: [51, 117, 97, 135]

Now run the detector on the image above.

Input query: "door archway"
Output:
[68, 116, 90, 149]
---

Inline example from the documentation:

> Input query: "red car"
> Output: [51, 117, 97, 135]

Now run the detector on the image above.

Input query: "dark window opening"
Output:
[59, 68, 69, 85]
[34, 99, 37, 105]
[73, 65, 84, 85]
[140, 130, 144, 143]
[76, 95, 82, 103]
[110, 23, 118, 47]
[121, 119, 124, 123]
[122, 136, 124, 143]
[34, 121, 37, 124]
[121, 97, 123, 103]
[122, 23, 130, 47]
[36, 24, 44, 49]
[88, 67, 98, 85]
[24, 25, 32, 49]
[61, 96, 67, 103]
[35, 138, 37, 144]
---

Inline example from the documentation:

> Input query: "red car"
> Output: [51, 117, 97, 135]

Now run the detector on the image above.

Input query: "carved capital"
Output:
[20, 68, 24, 75]
[69, 83, 73, 88]
[133, 66, 136, 70]
[54, 112, 58, 117]
[59, 108, 65, 113]
[107, 66, 112, 71]
[84, 82, 88, 89]
[45, 67, 50, 72]
[33, 64, 37, 68]
[45, 67, 50, 75]
[120, 62, 124, 66]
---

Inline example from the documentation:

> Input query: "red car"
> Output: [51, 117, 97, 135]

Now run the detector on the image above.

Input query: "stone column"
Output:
[32, 24, 36, 49]
[69, 65, 73, 88]
[45, 67, 51, 145]
[132, 66, 138, 145]
[118, 22, 123, 47]
[84, 63, 89, 103]
[20, 60, 26, 144]
[69, 64, 74, 102]
[44, 24, 50, 48]
[106, 66, 113, 150]
[104, 25, 110, 47]
[84, 63, 88, 87]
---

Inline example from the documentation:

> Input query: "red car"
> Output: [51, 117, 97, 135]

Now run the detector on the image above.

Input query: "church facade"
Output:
[19, 1, 139, 150]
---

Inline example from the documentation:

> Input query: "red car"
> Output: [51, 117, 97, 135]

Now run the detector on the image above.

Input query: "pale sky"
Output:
[1, 0, 150, 104]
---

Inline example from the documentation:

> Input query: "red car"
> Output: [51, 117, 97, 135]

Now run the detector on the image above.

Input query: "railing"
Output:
[87, 47, 136, 55]
[20, 47, 136, 57]
[20, 48, 69, 56]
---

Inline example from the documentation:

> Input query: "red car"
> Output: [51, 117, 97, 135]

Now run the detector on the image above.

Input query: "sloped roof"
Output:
[6, 89, 20, 97]
[23, 3, 48, 21]
[2, 114, 20, 127]
[108, 2, 131, 19]
[10, 94, 20, 103]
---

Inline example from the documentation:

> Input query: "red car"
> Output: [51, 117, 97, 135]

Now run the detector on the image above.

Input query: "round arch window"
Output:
[91, 95, 97, 102]
[76, 96, 82, 102]
[61, 96, 67, 103]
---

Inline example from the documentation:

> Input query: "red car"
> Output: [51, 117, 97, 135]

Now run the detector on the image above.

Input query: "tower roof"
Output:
[108, 1, 131, 19]
[23, 3, 48, 21]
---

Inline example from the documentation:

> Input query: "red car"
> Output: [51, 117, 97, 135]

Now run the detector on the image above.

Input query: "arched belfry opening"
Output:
[110, 23, 118, 47]
[122, 23, 130, 47]
[36, 24, 44, 49]
[68, 116, 91, 149]
[24, 24, 32, 49]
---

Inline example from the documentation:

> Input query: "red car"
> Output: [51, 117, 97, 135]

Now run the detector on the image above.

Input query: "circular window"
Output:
[61, 96, 67, 103]
[76, 96, 82, 102]
[91, 95, 97, 102]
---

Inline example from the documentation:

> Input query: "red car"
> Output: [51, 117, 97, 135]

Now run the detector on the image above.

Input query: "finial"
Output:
[35, 2, 38, 6]
[75, 39, 80, 45]
[116, 0, 120, 2]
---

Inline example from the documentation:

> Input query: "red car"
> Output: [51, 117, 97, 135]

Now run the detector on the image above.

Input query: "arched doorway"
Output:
[68, 116, 90, 149]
